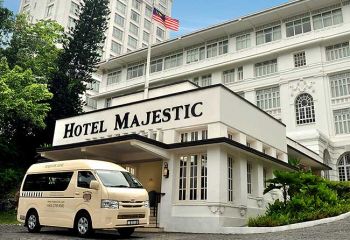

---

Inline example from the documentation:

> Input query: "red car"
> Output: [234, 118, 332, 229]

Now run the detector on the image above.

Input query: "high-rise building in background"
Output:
[18, 0, 173, 60]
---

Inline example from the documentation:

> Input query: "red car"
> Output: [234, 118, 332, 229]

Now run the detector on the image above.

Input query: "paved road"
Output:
[1, 216, 350, 240]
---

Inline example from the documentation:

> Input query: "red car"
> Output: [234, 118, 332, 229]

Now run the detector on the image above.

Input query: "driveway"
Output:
[1, 216, 349, 240]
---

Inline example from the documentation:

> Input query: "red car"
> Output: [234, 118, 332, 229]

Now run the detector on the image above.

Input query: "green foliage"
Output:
[0, 5, 13, 47]
[0, 168, 23, 195]
[249, 170, 350, 227]
[288, 156, 300, 167]
[0, 6, 61, 168]
[4, 14, 64, 78]
[0, 210, 19, 224]
[0, 58, 53, 130]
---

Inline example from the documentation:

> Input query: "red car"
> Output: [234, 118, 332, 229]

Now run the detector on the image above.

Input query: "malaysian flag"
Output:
[152, 8, 179, 31]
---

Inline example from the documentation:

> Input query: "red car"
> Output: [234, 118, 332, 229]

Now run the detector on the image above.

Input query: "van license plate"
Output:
[127, 220, 139, 225]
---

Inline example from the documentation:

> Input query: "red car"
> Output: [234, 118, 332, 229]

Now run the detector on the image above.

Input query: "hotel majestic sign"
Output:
[63, 102, 203, 139]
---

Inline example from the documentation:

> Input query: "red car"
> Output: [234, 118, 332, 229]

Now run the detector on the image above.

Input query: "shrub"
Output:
[248, 170, 350, 227]
[0, 168, 23, 196]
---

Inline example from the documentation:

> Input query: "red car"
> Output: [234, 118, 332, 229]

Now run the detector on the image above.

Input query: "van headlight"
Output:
[144, 200, 149, 208]
[101, 199, 119, 209]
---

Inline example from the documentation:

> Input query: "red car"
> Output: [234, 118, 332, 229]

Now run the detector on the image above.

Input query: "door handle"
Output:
[75, 192, 80, 196]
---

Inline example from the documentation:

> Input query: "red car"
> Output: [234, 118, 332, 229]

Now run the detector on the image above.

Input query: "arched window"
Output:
[338, 153, 350, 181]
[295, 93, 315, 125]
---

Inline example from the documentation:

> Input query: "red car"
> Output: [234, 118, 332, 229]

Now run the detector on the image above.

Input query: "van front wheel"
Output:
[74, 213, 93, 238]
[118, 227, 135, 237]
[26, 210, 41, 233]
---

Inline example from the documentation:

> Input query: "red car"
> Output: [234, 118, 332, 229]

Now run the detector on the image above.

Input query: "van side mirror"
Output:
[90, 180, 100, 190]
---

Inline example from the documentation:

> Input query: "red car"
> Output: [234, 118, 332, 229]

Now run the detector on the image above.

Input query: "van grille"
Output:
[117, 214, 145, 219]
[120, 201, 143, 208]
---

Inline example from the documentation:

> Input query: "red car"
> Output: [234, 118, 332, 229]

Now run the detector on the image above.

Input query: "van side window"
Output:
[23, 172, 73, 191]
[77, 171, 96, 188]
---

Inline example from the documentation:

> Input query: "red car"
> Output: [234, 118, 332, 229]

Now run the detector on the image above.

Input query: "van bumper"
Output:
[93, 207, 150, 229]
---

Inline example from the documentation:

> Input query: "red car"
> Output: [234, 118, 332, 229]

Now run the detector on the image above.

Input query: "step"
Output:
[136, 227, 164, 233]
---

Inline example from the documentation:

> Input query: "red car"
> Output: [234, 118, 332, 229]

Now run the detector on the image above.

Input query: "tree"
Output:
[0, 3, 13, 47]
[4, 15, 63, 78]
[44, 0, 110, 144]
[0, 8, 63, 167]
[0, 58, 53, 167]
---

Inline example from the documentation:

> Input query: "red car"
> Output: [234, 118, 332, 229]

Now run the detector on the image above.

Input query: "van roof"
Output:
[27, 159, 126, 174]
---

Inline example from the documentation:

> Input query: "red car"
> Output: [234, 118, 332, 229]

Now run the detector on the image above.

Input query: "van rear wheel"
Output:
[26, 210, 41, 233]
[118, 227, 135, 237]
[74, 212, 93, 238]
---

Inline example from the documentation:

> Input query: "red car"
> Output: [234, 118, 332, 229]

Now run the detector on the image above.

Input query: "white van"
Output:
[17, 160, 150, 237]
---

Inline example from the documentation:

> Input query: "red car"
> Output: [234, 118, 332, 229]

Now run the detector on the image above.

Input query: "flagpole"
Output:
[144, 0, 155, 100]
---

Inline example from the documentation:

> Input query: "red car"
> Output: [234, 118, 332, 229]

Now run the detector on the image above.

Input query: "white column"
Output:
[208, 122, 228, 138]
[159, 153, 175, 229]
[234, 132, 247, 145]
[251, 140, 263, 151]
[266, 148, 277, 158]
[233, 157, 247, 207]
[207, 145, 227, 203]
[253, 163, 264, 197]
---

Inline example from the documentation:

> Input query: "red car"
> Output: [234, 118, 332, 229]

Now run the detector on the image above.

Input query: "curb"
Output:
[221, 211, 350, 234]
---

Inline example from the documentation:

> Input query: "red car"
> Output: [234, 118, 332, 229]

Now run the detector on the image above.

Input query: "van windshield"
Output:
[96, 170, 143, 188]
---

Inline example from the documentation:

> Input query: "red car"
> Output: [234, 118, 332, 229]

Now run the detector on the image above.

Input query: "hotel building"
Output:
[37, 0, 347, 233]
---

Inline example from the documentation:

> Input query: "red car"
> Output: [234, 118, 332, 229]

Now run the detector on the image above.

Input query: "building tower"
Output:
[18, 0, 173, 60]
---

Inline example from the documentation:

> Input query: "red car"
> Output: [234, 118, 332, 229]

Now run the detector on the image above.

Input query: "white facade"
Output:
[18, 0, 173, 60]
[88, 0, 350, 181]
[41, 82, 315, 232]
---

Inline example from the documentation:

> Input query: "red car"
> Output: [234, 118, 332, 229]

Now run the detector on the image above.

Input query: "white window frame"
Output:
[247, 162, 252, 195]
[127, 63, 145, 79]
[286, 17, 311, 37]
[338, 153, 350, 181]
[325, 42, 350, 61]
[112, 27, 123, 41]
[236, 33, 251, 50]
[312, 8, 343, 30]
[128, 35, 138, 49]
[177, 154, 207, 201]
[254, 59, 278, 77]
[150, 58, 163, 73]
[164, 52, 183, 70]
[256, 86, 280, 110]
[334, 108, 350, 135]
[107, 70, 122, 85]
[330, 72, 350, 98]
[295, 93, 316, 125]
[186, 46, 205, 64]
[114, 13, 125, 27]
[116, 0, 126, 15]
[256, 25, 281, 45]
[294, 51, 307, 67]
[223, 69, 235, 84]
[228, 157, 234, 202]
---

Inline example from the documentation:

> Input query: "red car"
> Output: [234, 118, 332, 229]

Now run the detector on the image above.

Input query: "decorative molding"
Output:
[289, 78, 316, 97]
[239, 205, 247, 217]
[257, 198, 264, 208]
[208, 205, 225, 215]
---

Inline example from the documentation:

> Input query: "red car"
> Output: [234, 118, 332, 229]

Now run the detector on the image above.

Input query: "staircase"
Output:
[135, 207, 164, 233]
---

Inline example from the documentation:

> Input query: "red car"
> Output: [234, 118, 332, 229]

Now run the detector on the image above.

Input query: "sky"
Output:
[3, 0, 289, 38]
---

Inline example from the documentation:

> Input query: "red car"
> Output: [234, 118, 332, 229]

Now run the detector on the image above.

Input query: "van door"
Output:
[75, 171, 101, 223]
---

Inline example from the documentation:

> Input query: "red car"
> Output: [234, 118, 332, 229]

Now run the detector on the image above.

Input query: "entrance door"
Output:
[122, 161, 163, 227]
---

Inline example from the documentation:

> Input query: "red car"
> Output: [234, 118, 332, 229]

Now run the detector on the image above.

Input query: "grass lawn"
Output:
[0, 210, 19, 224]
